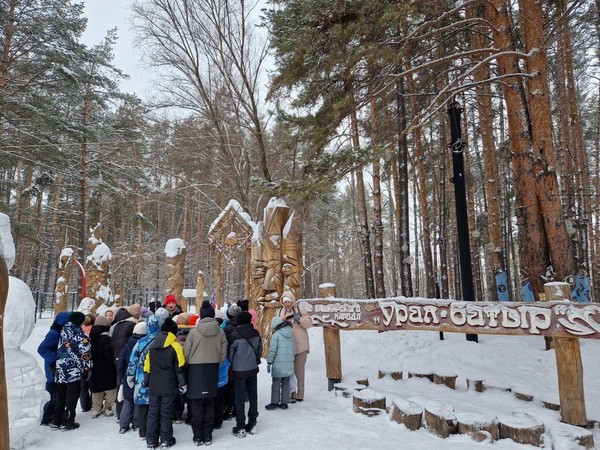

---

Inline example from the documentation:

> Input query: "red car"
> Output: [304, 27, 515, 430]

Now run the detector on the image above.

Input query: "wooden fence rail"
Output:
[308, 282, 590, 426]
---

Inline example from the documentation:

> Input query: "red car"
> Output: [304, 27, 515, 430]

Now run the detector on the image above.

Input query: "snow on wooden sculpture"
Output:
[165, 238, 187, 311]
[282, 210, 302, 300]
[54, 247, 73, 314]
[1, 213, 46, 449]
[85, 223, 114, 311]
[208, 199, 256, 308]
[255, 198, 290, 355]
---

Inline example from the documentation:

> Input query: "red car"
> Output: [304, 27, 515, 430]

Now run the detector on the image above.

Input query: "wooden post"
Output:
[54, 249, 73, 314]
[319, 283, 342, 390]
[245, 245, 251, 301]
[0, 256, 10, 449]
[282, 211, 303, 300]
[195, 270, 205, 313]
[165, 238, 187, 311]
[544, 282, 587, 426]
[216, 250, 223, 309]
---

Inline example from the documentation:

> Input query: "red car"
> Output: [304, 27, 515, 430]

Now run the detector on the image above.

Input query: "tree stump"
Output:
[390, 398, 423, 431]
[498, 412, 545, 447]
[352, 389, 386, 417]
[467, 378, 485, 392]
[423, 400, 457, 438]
[333, 382, 366, 398]
[549, 422, 594, 449]
[408, 371, 434, 382]
[356, 377, 369, 387]
[482, 382, 512, 393]
[456, 412, 499, 442]
[541, 397, 561, 411]
[433, 373, 457, 389]
[378, 369, 402, 380]
[513, 387, 534, 402]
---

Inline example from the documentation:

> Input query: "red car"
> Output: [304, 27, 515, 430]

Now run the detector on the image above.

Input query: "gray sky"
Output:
[82, 0, 154, 99]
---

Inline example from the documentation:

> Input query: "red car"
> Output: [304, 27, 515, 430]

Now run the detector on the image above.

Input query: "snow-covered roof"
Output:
[208, 199, 256, 236]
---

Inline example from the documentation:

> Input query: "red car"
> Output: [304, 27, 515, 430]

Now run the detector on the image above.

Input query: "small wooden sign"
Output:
[302, 298, 600, 339]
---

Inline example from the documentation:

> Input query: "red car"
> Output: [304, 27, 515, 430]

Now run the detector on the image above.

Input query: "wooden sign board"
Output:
[301, 298, 600, 339]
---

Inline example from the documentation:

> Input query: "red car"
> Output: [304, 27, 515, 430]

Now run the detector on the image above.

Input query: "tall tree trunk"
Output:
[407, 72, 435, 298]
[396, 77, 413, 297]
[370, 95, 386, 298]
[438, 113, 450, 298]
[413, 171, 420, 297]
[386, 166, 399, 296]
[467, 3, 504, 299]
[558, 0, 593, 288]
[489, 0, 549, 299]
[517, 0, 576, 281]
[350, 105, 375, 298]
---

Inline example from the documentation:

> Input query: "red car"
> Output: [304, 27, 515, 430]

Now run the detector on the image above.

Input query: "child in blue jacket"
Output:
[265, 316, 295, 410]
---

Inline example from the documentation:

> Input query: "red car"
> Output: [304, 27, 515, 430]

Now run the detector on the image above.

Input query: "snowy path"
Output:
[20, 319, 600, 449]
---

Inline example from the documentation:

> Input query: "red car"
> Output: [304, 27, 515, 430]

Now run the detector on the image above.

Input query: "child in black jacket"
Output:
[143, 318, 186, 449]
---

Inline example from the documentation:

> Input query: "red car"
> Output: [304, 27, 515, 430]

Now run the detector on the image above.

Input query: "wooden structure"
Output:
[207, 200, 255, 308]
[164, 238, 187, 311]
[54, 248, 74, 314]
[304, 282, 596, 427]
[85, 223, 113, 312]
[209, 197, 303, 356]
[195, 271, 205, 313]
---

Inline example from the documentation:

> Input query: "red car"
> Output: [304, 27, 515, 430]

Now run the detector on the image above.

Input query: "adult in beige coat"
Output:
[279, 290, 312, 401]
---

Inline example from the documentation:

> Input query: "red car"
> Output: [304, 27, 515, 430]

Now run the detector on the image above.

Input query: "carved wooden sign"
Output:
[301, 299, 600, 339]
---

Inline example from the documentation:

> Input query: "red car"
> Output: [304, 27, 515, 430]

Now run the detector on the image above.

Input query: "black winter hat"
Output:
[237, 299, 249, 311]
[237, 311, 252, 325]
[161, 317, 179, 335]
[200, 300, 215, 319]
[69, 311, 86, 326]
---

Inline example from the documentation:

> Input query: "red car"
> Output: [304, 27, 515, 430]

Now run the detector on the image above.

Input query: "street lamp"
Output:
[447, 101, 478, 343]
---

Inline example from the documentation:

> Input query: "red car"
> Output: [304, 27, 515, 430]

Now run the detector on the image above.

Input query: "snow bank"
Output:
[4, 276, 36, 349]
[0, 212, 16, 269]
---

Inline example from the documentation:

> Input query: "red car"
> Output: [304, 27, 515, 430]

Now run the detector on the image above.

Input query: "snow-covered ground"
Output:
[19, 318, 600, 449]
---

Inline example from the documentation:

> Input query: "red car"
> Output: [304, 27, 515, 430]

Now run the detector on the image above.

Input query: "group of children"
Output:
[37, 290, 312, 449]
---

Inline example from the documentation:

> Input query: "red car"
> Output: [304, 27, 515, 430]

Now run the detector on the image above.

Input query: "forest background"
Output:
[1, 0, 599, 307]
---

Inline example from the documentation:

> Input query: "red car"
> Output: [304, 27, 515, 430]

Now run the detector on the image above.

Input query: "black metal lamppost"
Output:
[447, 101, 478, 343]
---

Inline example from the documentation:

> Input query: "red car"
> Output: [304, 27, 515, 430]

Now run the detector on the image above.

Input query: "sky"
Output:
[81, 0, 155, 99]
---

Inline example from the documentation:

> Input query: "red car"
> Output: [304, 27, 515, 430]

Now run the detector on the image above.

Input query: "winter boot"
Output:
[161, 437, 176, 448]
[245, 420, 257, 435]
[265, 403, 279, 410]
[232, 426, 246, 438]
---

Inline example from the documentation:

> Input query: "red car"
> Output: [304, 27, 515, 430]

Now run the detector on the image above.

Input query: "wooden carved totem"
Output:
[54, 248, 74, 314]
[85, 223, 114, 312]
[164, 239, 187, 311]
[207, 200, 255, 309]
[252, 199, 302, 355]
